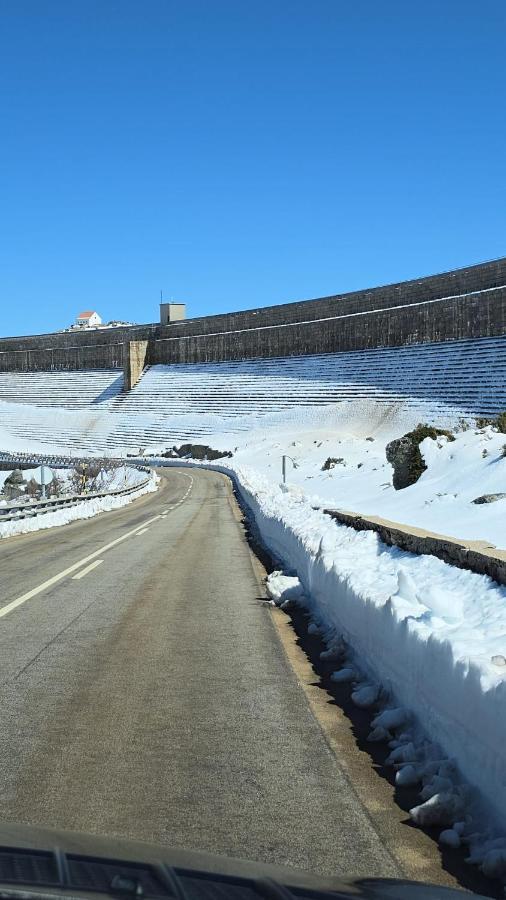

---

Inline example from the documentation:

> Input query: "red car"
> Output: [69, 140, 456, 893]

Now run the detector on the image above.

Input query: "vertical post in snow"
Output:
[41, 467, 46, 500]
[282, 454, 297, 484]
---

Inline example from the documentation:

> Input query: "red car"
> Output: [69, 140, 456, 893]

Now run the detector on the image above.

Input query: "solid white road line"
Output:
[72, 559, 104, 580]
[136, 528, 149, 536]
[0, 512, 162, 621]
[0, 469, 195, 622]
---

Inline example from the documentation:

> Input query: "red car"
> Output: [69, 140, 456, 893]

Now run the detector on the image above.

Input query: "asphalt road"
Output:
[0, 467, 401, 878]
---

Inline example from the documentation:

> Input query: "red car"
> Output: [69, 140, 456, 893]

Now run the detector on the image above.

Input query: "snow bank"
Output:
[0, 470, 158, 539]
[91, 465, 147, 492]
[162, 458, 506, 856]
[0, 463, 145, 494]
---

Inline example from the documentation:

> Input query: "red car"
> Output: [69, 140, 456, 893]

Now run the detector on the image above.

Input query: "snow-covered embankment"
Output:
[200, 460, 506, 877]
[0, 468, 159, 540]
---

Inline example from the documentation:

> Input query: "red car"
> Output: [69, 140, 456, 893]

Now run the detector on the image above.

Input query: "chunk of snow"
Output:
[330, 667, 355, 683]
[439, 829, 461, 849]
[351, 683, 380, 708]
[372, 708, 409, 731]
[395, 765, 421, 787]
[265, 572, 305, 607]
[319, 646, 343, 662]
[386, 742, 418, 765]
[420, 775, 455, 801]
[410, 789, 467, 827]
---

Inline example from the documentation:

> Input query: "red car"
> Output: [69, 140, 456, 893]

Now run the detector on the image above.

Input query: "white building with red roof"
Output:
[75, 310, 102, 327]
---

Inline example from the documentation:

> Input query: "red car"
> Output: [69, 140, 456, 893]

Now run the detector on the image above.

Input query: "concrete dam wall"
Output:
[0, 257, 505, 373]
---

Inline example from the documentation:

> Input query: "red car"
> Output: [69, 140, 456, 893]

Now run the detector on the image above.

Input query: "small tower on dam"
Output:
[160, 302, 186, 325]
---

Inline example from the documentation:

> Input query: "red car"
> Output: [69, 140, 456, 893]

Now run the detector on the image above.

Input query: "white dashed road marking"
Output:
[0, 470, 194, 622]
[0, 512, 163, 621]
[72, 559, 104, 580]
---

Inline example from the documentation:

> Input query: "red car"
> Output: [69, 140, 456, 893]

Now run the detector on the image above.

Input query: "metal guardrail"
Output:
[0, 453, 151, 523]
[0, 451, 131, 469]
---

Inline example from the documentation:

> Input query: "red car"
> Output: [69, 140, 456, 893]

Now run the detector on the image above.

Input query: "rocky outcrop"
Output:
[164, 444, 233, 461]
[2, 469, 27, 500]
[386, 424, 454, 490]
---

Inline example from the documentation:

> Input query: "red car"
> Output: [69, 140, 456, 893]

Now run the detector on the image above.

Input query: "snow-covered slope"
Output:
[0, 337, 505, 547]
[227, 416, 506, 550]
[0, 369, 123, 408]
[0, 335, 505, 454]
[121, 336, 506, 418]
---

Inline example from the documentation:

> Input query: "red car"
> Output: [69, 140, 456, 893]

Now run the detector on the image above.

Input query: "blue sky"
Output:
[0, 1, 505, 336]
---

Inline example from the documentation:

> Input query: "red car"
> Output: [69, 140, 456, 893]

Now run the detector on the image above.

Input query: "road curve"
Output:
[0, 467, 399, 878]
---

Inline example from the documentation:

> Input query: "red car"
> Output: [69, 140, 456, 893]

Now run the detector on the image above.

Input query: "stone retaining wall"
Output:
[324, 508, 506, 586]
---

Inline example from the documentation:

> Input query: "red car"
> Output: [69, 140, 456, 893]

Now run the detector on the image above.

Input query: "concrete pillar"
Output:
[123, 340, 149, 391]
